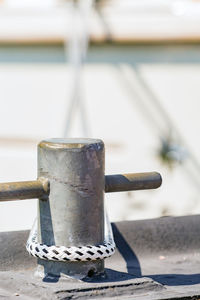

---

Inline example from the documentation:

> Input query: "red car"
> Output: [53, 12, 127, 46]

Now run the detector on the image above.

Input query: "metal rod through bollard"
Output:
[0, 173, 161, 201]
[0, 179, 49, 201]
[105, 172, 162, 193]
[36, 138, 105, 279]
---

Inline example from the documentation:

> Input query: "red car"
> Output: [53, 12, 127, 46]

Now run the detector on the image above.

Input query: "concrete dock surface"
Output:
[1, 215, 200, 299]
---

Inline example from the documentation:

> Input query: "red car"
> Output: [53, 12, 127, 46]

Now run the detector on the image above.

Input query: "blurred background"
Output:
[0, 0, 200, 231]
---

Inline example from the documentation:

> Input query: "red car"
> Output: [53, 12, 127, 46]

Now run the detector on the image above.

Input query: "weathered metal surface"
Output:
[37, 138, 105, 279]
[105, 172, 162, 193]
[1, 216, 200, 299]
[0, 172, 162, 201]
[0, 179, 49, 201]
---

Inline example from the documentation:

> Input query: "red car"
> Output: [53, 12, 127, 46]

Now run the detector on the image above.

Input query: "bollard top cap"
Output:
[38, 138, 104, 151]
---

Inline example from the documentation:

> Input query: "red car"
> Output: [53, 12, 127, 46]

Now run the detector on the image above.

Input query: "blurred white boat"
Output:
[1, 0, 200, 232]
[0, 0, 200, 43]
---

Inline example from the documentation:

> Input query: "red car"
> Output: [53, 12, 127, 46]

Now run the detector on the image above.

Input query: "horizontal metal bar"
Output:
[105, 172, 162, 193]
[0, 179, 49, 201]
[0, 172, 161, 201]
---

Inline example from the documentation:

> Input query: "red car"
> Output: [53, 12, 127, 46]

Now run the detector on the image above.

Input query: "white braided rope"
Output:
[26, 212, 115, 262]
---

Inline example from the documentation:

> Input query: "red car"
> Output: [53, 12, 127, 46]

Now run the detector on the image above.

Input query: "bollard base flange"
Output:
[36, 258, 104, 281]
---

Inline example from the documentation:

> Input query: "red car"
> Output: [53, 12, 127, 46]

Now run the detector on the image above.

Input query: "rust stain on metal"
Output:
[86, 150, 101, 169]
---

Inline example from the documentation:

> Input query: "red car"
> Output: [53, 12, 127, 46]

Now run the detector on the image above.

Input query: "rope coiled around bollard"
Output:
[26, 213, 115, 262]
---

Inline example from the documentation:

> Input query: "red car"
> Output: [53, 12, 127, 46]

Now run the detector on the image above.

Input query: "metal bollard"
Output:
[36, 138, 105, 279]
[0, 138, 162, 279]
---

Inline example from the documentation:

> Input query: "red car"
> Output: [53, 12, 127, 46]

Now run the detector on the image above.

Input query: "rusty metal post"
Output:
[36, 138, 105, 279]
